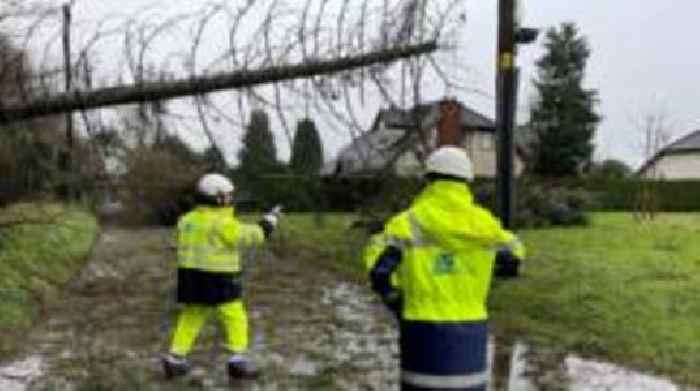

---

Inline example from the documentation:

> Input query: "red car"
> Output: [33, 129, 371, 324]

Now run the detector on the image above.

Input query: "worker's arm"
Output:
[363, 233, 402, 287]
[458, 204, 526, 258]
[237, 224, 265, 247]
[452, 205, 525, 277]
[368, 246, 403, 317]
[215, 215, 263, 249]
[363, 233, 388, 272]
[219, 206, 282, 248]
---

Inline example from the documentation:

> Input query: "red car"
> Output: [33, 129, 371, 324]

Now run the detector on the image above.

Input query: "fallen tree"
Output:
[0, 42, 436, 124]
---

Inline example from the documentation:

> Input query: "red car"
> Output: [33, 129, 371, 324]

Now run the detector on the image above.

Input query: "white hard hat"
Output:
[425, 146, 474, 180]
[197, 173, 235, 197]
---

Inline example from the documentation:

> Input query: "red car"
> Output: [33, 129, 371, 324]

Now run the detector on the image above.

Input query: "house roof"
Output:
[638, 129, 700, 174]
[320, 123, 412, 176]
[379, 103, 495, 131]
[320, 101, 495, 176]
[662, 129, 700, 152]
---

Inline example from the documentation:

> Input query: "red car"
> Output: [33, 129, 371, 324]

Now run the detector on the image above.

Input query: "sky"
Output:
[19, 0, 700, 169]
[462, 0, 700, 167]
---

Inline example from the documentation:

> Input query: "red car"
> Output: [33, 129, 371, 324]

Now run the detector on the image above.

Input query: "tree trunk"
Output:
[0, 42, 437, 125]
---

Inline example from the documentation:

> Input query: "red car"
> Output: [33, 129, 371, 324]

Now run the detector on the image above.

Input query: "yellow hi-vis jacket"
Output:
[366, 180, 525, 322]
[177, 206, 265, 273]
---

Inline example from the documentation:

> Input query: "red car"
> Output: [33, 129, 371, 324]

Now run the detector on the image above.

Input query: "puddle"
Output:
[318, 283, 688, 390]
[0, 355, 45, 391]
[494, 342, 686, 391]
[565, 356, 679, 391]
[270, 282, 688, 390]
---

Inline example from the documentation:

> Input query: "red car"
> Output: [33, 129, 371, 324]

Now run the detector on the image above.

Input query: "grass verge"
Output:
[0, 203, 98, 357]
[274, 212, 700, 385]
[269, 213, 366, 281]
[490, 213, 700, 385]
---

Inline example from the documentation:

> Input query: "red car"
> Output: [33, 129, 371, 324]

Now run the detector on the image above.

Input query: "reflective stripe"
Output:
[407, 212, 434, 247]
[402, 370, 488, 389]
[386, 236, 410, 250]
[385, 213, 434, 249]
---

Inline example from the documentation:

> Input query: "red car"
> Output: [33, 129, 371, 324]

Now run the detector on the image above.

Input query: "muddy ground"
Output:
[0, 228, 692, 390]
[0, 228, 399, 390]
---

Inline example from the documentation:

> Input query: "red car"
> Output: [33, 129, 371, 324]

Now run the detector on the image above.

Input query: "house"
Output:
[321, 101, 524, 178]
[638, 129, 700, 180]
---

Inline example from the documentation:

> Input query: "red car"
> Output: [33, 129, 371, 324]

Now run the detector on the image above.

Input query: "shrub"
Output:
[474, 179, 592, 229]
[120, 146, 205, 225]
[0, 125, 61, 205]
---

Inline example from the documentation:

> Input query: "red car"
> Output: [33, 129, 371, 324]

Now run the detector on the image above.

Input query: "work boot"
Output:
[227, 356, 260, 380]
[162, 354, 190, 380]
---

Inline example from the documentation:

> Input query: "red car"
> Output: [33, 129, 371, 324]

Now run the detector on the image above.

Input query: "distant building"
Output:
[638, 129, 700, 180]
[321, 101, 524, 178]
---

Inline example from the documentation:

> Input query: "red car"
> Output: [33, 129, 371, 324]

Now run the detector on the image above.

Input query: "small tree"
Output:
[235, 109, 283, 209]
[238, 109, 279, 176]
[290, 118, 323, 174]
[122, 133, 206, 225]
[528, 23, 601, 177]
[634, 111, 671, 221]
[202, 145, 227, 171]
[289, 118, 325, 215]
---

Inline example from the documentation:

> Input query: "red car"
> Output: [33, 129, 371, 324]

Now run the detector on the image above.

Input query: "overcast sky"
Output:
[463, 0, 700, 167]
[26, 1, 700, 168]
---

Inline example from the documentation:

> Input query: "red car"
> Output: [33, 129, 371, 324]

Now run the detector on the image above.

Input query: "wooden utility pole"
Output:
[495, 1, 538, 228]
[496, 0, 518, 228]
[62, 3, 74, 199]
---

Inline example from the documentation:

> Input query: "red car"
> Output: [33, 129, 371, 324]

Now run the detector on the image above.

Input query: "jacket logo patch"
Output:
[433, 253, 456, 275]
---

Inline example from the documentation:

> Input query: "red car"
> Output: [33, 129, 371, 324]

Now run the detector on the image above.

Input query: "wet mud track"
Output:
[0, 228, 398, 390]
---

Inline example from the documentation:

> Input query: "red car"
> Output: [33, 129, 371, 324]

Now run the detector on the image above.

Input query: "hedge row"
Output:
[129, 175, 700, 226]
[542, 178, 700, 212]
[263, 177, 700, 213]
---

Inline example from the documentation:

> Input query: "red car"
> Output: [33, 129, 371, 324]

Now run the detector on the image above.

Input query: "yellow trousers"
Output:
[169, 300, 248, 356]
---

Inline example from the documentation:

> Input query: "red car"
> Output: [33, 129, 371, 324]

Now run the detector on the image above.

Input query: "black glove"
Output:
[494, 249, 521, 278]
[258, 205, 282, 239]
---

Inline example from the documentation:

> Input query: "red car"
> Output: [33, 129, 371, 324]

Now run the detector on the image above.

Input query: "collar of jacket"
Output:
[195, 205, 235, 217]
[412, 180, 474, 209]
